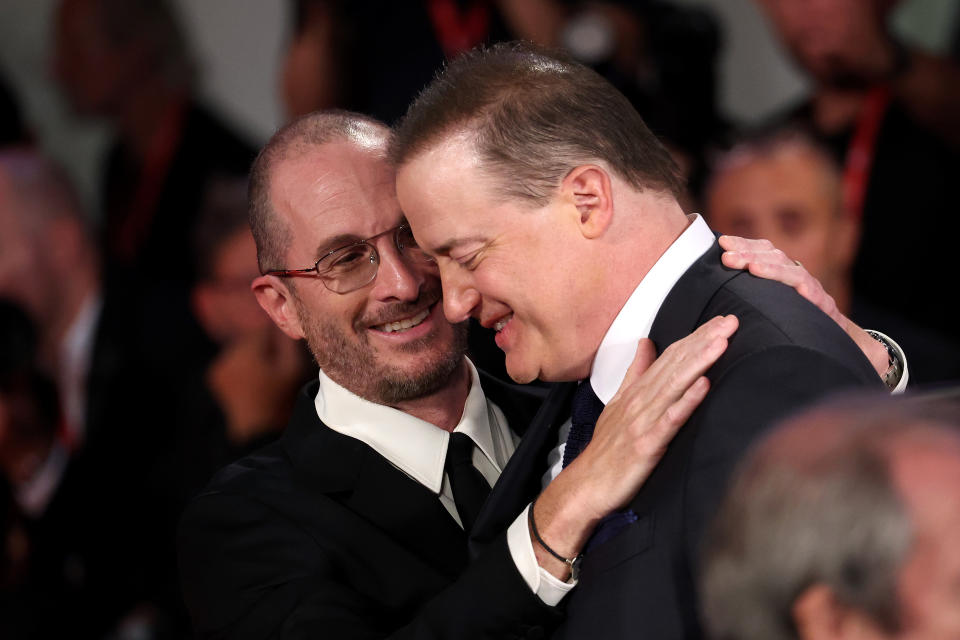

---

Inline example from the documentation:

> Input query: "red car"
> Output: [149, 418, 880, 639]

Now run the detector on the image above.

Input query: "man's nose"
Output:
[368, 243, 426, 302]
[438, 262, 480, 323]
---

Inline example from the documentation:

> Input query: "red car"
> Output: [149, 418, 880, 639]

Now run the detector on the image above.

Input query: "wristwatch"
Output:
[866, 329, 904, 390]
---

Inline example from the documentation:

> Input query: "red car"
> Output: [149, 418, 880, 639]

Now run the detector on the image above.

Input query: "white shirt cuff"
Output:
[506, 504, 576, 606]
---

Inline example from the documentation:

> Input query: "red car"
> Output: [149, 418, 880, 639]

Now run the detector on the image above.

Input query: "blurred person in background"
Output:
[557, 0, 729, 207]
[706, 128, 960, 385]
[168, 177, 311, 507]
[701, 391, 960, 640]
[281, 0, 566, 124]
[0, 323, 66, 639]
[0, 149, 187, 639]
[53, 0, 256, 376]
[755, 0, 960, 337]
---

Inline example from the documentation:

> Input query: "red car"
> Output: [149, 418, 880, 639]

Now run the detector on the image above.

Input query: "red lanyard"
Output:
[842, 86, 891, 222]
[112, 100, 187, 263]
[427, 0, 491, 59]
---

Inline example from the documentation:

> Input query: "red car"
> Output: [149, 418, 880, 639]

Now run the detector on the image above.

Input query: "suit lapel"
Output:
[630, 240, 737, 517]
[281, 382, 468, 579]
[470, 381, 577, 553]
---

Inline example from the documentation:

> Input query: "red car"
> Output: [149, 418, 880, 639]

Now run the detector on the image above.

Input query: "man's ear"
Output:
[252, 275, 306, 341]
[561, 165, 614, 239]
[792, 584, 887, 640]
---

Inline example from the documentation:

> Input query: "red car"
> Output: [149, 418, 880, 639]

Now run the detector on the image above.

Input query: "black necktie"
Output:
[562, 381, 605, 468]
[445, 432, 491, 534]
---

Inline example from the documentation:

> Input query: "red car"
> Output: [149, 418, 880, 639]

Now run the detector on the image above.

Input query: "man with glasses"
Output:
[178, 110, 892, 639]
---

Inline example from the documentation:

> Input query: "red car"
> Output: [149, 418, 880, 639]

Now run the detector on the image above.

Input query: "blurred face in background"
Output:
[53, 0, 128, 116]
[192, 228, 272, 345]
[0, 182, 57, 330]
[755, 0, 899, 86]
[707, 144, 858, 298]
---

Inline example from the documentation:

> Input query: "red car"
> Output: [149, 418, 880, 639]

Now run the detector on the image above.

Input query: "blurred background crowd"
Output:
[0, 0, 957, 638]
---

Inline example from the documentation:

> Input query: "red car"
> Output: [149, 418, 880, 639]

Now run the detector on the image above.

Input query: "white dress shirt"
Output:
[315, 359, 573, 606]
[542, 214, 908, 486]
[543, 214, 714, 485]
[16, 292, 103, 516]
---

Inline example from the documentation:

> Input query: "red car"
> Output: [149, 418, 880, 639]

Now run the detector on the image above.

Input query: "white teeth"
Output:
[375, 308, 430, 333]
[494, 314, 513, 332]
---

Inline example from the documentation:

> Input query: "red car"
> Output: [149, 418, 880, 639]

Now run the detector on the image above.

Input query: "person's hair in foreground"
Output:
[701, 390, 960, 640]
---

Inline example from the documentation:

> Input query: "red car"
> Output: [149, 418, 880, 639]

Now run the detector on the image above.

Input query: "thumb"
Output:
[624, 338, 657, 382]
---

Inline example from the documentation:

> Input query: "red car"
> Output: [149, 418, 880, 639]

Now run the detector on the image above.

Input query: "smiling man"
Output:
[391, 42, 890, 638]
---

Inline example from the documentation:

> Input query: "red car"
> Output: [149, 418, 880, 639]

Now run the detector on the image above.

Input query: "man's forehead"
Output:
[271, 143, 403, 252]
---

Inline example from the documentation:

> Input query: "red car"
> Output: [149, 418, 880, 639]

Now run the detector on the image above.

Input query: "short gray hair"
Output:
[700, 393, 960, 640]
[247, 110, 390, 273]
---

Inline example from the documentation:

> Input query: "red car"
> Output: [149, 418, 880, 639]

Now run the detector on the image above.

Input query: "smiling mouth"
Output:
[493, 313, 513, 332]
[372, 307, 431, 333]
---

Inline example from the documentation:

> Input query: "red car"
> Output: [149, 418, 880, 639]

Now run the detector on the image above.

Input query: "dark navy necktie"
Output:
[445, 432, 491, 534]
[562, 381, 605, 468]
[562, 381, 638, 551]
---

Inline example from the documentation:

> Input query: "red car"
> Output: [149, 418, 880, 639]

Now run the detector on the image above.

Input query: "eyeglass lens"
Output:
[320, 226, 433, 293]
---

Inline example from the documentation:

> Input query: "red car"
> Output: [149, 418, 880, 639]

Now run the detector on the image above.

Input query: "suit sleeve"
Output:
[178, 491, 562, 640]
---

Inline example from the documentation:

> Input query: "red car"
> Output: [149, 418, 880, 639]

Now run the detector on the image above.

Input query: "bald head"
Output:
[248, 111, 391, 274]
[0, 149, 86, 229]
[0, 150, 97, 344]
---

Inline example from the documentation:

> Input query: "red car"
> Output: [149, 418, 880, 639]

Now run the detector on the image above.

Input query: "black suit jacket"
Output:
[554, 242, 882, 639]
[178, 371, 566, 639]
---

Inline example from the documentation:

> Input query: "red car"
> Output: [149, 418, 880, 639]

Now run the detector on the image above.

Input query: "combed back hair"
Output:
[390, 41, 685, 206]
[700, 392, 960, 640]
[248, 110, 391, 273]
[94, 0, 195, 89]
[0, 149, 91, 237]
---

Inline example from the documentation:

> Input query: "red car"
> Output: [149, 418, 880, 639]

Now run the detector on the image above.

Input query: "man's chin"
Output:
[371, 353, 466, 404]
[504, 356, 539, 385]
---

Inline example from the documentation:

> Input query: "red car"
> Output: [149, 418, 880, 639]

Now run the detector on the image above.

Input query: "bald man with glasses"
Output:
[177, 111, 894, 640]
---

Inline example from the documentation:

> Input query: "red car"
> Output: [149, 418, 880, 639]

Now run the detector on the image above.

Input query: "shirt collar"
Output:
[314, 358, 498, 494]
[589, 214, 716, 404]
[58, 291, 103, 441]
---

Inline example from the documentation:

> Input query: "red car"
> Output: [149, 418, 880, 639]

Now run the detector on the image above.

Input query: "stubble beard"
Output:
[295, 296, 469, 405]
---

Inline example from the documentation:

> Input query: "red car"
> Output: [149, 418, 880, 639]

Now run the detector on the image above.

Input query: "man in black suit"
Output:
[392, 42, 892, 637]
[181, 107, 858, 638]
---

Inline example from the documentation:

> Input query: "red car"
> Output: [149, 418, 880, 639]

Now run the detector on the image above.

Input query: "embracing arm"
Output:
[178, 491, 560, 640]
[718, 235, 907, 390]
[524, 316, 739, 580]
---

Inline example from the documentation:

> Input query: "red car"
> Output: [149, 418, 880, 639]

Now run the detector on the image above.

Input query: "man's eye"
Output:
[327, 248, 370, 272]
[456, 253, 479, 269]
